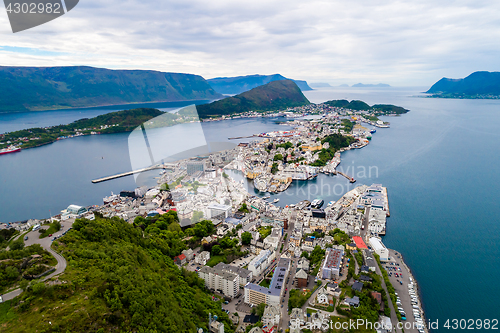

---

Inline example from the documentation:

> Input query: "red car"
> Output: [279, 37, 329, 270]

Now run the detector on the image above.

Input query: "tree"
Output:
[212, 245, 222, 255]
[167, 222, 182, 233]
[10, 238, 25, 250]
[251, 303, 266, 318]
[273, 154, 283, 161]
[191, 211, 204, 224]
[300, 251, 309, 259]
[238, 203, 249, 213]
[241, 232, 252, 245]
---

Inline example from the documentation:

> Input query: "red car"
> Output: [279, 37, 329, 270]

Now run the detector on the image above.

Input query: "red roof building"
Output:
[352, 236, 368, 249]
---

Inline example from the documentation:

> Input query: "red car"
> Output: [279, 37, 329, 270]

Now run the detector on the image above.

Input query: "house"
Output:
[248, 327, 264, 333]
[359, 274, 372, 282]
[202, 236, 214, 245]
[195, 251, 211, 265]
[174, 253, 187, 265]
[371, 291, 384, 311]
[345, 296, 360, 307]
[346, 243, 357, 251]
[182, 248, 194, 261]
[294, 269, 308, 288]
[210, 320, 225, 333]
[243, 314, 260, 326]
[360, 265, 370, 273]
[352, 281, 363, 292]
[296, 257, 310, 272]
[326, 283, 341, 297]
[304, 236, 314, 247]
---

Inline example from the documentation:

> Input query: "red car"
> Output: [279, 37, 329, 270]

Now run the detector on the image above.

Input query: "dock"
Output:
[337, 171, 356, 183]
[91, 164, 165, 183]
[228, 135, 256, 140]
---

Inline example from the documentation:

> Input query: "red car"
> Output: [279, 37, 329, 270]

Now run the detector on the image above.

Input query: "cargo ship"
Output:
[0, 146, 21, 155]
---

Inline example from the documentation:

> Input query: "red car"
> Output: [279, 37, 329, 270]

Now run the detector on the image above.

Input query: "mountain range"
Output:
[197, 80, 310, 118]
[352, 83, 391, 88]
[0, 66, 222, 112]
[426, 71, 500, 97]
[207, 74, 312, 94]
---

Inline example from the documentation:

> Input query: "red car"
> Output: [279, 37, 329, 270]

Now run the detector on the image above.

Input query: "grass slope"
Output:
[0, 217, 234, 333]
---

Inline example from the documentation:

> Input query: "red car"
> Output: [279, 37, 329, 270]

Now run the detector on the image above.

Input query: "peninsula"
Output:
[426, 71, 500, 99]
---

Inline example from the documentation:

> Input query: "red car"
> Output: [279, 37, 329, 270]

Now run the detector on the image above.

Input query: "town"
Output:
[1, 104, 425, 333]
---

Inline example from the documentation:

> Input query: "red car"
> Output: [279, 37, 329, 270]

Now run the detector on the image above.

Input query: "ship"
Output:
[370, 129, 376, 134]
[311, 199, 324, 209]
[0, 146, 21, 155]
[273, 198, 280, 203]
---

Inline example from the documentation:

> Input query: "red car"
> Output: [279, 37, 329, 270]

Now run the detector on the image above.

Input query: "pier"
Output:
[228, 135, 256, 140]
[91, 164, 165, 183]
[337, 171, 356, 183]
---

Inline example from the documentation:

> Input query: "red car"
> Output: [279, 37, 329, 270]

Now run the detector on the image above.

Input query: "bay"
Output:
[1, 87, 499, 330]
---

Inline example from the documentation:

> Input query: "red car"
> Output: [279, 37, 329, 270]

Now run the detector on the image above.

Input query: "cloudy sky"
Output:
[0, 0, 499, 86]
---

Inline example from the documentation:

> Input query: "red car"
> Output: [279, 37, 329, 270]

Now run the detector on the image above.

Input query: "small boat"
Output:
[273, 198, 280, 203]
[311, 199, 324, 209]
[370, 129, 376, 134]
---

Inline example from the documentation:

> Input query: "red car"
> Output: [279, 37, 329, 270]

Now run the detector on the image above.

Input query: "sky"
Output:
[0, 0, 499, 86]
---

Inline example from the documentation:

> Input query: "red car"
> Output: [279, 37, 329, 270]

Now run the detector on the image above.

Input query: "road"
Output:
[1, 219, 74, 302]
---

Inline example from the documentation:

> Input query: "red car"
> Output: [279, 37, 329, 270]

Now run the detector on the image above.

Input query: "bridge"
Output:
[91, 164, 167, 183]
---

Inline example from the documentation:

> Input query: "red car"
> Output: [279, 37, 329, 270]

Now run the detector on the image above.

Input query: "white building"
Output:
[214, 262, 253, 286]
[208, 203, 232, 219]
[248, 249, 275, 276]
[369, 237, 389, 261]
[244, 257, 290, 307]
[195, 251, 211, 266]
[321, 248, 344, 280]
[198, 266, 238, 298]
[262, 305, 281, 328]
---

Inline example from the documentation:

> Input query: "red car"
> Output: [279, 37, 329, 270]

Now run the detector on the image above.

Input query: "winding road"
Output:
[1, 219, 74, 302]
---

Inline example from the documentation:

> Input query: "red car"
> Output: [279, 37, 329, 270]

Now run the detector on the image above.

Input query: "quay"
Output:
[337, 171, 356, 183]
[91, 164, 165, 183]
[228, 135, 256, 140]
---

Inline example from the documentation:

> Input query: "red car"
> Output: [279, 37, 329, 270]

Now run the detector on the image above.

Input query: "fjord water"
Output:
[1, 87, 499, 329]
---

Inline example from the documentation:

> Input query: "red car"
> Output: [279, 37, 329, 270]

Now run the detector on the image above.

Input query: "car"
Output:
[52, 237, 56, 241]
[49, 234, 52, 237]
[24, 235, 28, 241]
[400, 280, 403, 285]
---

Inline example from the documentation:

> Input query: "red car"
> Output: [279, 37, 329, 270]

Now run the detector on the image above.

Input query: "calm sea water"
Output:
[1, 87, 499, 329]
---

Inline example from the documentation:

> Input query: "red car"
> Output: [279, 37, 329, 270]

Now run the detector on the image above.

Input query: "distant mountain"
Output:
[0, 66, 222, 112]
[338, 84, 350, 87]
[352, 83, 391, 88]
[197, 80, 310, 118]
[207, 74, 312, 94]
[426, 71, 500, 98]
[309, 82, 332, 88]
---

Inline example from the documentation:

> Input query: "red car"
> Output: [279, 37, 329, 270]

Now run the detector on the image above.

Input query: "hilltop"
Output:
[325, 99, 409, 114]
[197, 80, 311, 118]
[0, 66, 222, 112]
[426, 71, 500, 98]
[207, 74, 312, 94]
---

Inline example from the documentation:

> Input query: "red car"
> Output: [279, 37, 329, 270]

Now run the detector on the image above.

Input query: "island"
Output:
[207, 74, 312, 94]
[0, 66, 222, 112]
[0, 108, 198, 150]
[426, 71, 500, 99]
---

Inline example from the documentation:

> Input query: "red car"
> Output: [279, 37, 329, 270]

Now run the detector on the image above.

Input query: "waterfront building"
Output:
[187, 160, 205, 175]
[369, 237, 389, 261]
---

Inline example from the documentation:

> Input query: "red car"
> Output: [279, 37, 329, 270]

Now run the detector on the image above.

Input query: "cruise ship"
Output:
[311, 199, 324, 209]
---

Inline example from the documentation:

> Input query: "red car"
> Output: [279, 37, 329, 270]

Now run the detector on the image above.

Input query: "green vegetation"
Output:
[276, 141, 294, 150]
[207, 74, 312, 95]
[1, 215, 235, 332]
[0, 244, 56, 294]
[309, 246, 326, 276]
[39, 220, 61, 238]
[0, 108, 165, 150]
[340, 119, 355, 132]
[372, 104, 409, 115]
[241, 232, 252, 245]
[324, 99, 409, 115]
[329, 228, 351, 246]
[273, 153, 283, 161]
[0, 229, 18, 249]
[238, 202, 250, 213]
[288, 289, 312, 309]
[258, 226, 273, 239]
[196, 80, 310, 118]
[259, 279, 271, 288]
[271, 162, 279, 174]
[310, 133, 356, 167]
[0, 66, 221, 112]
